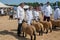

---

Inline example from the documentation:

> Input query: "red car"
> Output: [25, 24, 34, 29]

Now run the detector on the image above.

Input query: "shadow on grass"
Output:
[53, 27, 60, 31]
[0, 30, 30, 40]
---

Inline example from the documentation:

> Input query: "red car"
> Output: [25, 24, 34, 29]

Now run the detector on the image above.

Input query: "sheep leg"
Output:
[34, 34, 36, 40]
[44, 28, 45, 31]
[46, 28, 48, 34]
[31, 36, 33, 40]
[22, 32, 27, 37]
[39, 31, 42, 36]
[25, 33, 27, 37]
[49, 27, 52, 32]
[33, 32, 36, 40]
[39, 29, 43, 36]
[39, 31, 41, 35]
[40, 28, 43, 36]
[22, 32, 25, 37]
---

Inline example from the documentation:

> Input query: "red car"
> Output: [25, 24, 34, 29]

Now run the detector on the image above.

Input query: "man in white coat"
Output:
[43, 2, 52, 22]
[26, 6, 33, 25]
[40, 3, 45, 14]
[33, 6, 40, 21]
[54, 6, 60, 20]
[17, 3, 25, 37]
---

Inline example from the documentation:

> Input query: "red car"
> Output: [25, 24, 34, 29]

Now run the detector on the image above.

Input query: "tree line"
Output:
[6, 1, 60, 7]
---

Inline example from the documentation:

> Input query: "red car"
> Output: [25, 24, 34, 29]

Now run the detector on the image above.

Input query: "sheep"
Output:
[48, 21, 52, 32]
[22, 22, 36, 40]
[50, 19, 60, 29]
[40, 21, 52, 34]
[32, 20, 44, 36]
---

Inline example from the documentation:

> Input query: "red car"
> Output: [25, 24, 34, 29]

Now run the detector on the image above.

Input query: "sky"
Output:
[0, 0, 60, 5]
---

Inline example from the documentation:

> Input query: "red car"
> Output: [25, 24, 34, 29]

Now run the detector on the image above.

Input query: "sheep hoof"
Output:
[39, 31, 40, 35]
[41, 32, 43, 36]
[39, 29, 43, 36]
[49, 28, 52, 33]
[46, 30, 48, 34]
[39, 31, 43, 36]
[46, 32, 48, 34]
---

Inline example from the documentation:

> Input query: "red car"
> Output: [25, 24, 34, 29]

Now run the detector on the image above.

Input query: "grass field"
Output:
[0, 16, 60, 40]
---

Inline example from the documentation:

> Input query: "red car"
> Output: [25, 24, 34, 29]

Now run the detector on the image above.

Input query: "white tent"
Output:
[0, 2, 13, 8]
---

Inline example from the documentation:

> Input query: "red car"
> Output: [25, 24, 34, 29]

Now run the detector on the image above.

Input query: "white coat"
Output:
[33, 11, 39, 21]
[44, 5, 52, 17]
[54, 8, 60, 20]
[17, 6, 25, 23]
[40, 6, 45, 13]
[26, 10, 33, 25]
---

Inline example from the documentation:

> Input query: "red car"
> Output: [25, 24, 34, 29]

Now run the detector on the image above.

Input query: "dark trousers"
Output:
[44, 16, 50, 22]
[17, 23, 22, 35]
[17, 20, 25, 35]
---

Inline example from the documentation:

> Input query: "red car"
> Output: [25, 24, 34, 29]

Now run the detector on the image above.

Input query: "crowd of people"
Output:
[0, 7, 17, 19]
[13, 2, 60, 37]
[0, 8, 7, 16]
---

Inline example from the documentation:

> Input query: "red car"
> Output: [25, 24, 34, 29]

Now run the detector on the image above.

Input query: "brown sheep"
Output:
[22, 22, 36, 40]
[40, 21, 52, 34]
[50, 19, 60, 29]
[32, 20, 44, 35]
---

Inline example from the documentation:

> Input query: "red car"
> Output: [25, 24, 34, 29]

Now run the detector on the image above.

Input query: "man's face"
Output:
[46, 3, 50, 6]
[29, 6, 33, 10]
[21, 3, 25, 8]
[36, 7, 39, 10]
